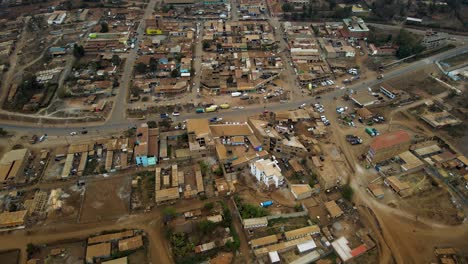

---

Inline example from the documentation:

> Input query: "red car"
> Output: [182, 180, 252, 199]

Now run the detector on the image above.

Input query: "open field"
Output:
[45, 185, 84, 225]
[388, 67, 447, 96]
[31, 240, 85, 264]
[79, 176, 131, 223]
[394, 188, 463, 225]
[0, 250, 20, 264]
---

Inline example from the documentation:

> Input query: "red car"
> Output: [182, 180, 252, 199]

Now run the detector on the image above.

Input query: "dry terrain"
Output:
[79, 176, 131, 223]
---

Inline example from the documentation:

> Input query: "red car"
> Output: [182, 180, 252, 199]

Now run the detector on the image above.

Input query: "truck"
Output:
[220, 103, 230, 109]
[260, 201, 273, 207]
[365, 127, 376, 137]
[195, 108, 205, 113]
[231, 92, 242, 97]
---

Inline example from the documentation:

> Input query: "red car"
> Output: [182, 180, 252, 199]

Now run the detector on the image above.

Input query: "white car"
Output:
[70, 132, 77, 136]
[172, 112, 180, 116]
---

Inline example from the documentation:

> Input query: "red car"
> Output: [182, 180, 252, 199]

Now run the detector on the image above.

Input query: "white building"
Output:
[48, 12, 67, 25]
[250, 158, 284, 188]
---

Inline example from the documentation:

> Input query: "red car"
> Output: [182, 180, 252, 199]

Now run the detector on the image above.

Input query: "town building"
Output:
[397, 151, 424, 172]
[341, 17, 369, 39]
[384, 176, 410, 196]
[187, 119, 215, 158]
[0, 210, 27, 228]
[367, 130, 412, 163]
[242, 217, 268, 229]
[118, 235, 143, 251]
[350, 92, 378, 107]
[284, 225, 320, 240]
[250, 158, 284, 188]
[134, 124, 159, 166]
[279, 136, 308, 157]
[250, 235, 279, 249]
[324, 200, 343, 218]
[0, 148, 30, 185]
[248, 118, 282, 151]
[420, 111, 462, 128]
[86, 243, 111, 263]
[421, 30, 448, 50]
[290, 184, 313, 200]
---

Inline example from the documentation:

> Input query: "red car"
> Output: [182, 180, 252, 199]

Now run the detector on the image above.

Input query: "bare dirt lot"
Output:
[0, 250, 20, 264]
[388, 66, 447, 96]
[32, 240, 85, 264]
[79, 176, 131, 223]
[396, 188, 463, 225]
[45, 185, 84, 225]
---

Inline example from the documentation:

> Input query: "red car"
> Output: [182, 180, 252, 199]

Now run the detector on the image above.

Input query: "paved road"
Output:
[107, 0, 159, 125]
[1, 45, 466, 136]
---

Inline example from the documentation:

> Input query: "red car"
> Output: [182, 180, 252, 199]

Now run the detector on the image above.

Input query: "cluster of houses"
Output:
[200, 20, 282, 94]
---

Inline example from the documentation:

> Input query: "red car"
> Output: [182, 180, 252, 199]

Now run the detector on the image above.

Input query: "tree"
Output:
[203, 202, 214, 211]
[135, 63, 147, 74]
[198, 220, 216, 235]
[149, 57, 158, 72]
[202, 40, 211, 50]
[395, 29, 425, 59]
[0, 128, 7, 137]
[147, 121, 157, 128]
[170, 68, 179, 78]
[341, 184, 353, 201]
[73, 44, 85, 58]
[100, 22, 109, 33]
[282, 3, 294, 12]
[226, 75, 234, 84]
[333, 6, 352, 18]
[163, 207, 177, 221]
[111, 54, 121, 66]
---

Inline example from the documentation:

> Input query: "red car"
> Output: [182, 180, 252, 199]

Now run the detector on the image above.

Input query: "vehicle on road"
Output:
[377, 74, 384, 79]
[70, 132, 77, 136]
[196, 108, 205, 113]
[231, 92, 242, 97]
[172, 112, 180, 116]
[39, 134, 47, 142]
[220, 104, 230, 109]
[160, 113, 169, 119]
[205, 105, 218, 112]
[81, 130, 88, 134]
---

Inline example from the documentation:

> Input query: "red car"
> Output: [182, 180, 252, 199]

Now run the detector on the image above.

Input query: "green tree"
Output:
[282, 2, 294, 12]
[111, 54, 121, 66]
[100, 22, 109, 33]
[149, 57, 158, 72]
[396, 29, 425, 59]
[73, 44, 85, 58]
[0, 128, 7, 137]
[135, 63, 147, 74]
[198, 220, 217, 234]
[203, 202, 214, 211]
[147, 121, 157, 128]
[341, 184, 353, 201]
[170, 68, 179, 78]
[163, 207, 177, 220]
[202, 40, 211, 50]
